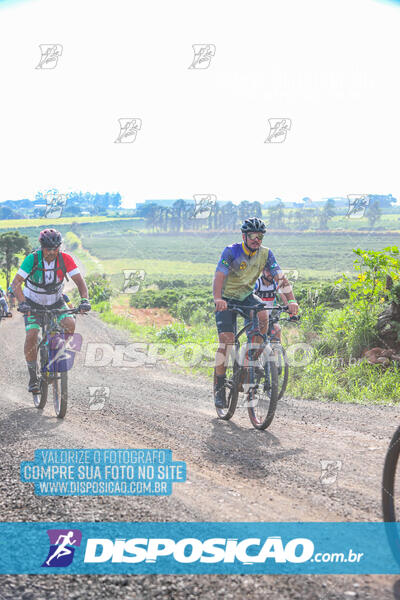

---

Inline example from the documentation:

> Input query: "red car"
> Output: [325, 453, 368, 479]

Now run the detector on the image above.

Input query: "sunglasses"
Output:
[247, 233, 264, 241]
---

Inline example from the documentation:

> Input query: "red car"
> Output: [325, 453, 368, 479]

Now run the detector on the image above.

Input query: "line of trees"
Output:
[267, 200, 336, 231]
[0, 190, 123, 219]
[137, 200, 263, 232]
[267, 199, 383, 230]
[34, 190, 122, 217]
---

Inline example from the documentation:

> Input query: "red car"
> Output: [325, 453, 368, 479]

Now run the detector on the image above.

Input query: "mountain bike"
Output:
[214, 302, 296, 430]
[382, 424, 400, 565]
[20, 306, 82, 418]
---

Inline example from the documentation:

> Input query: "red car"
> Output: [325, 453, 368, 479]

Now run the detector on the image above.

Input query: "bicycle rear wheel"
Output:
[52, 371, 68, 418]
[247, 345, 279, 430]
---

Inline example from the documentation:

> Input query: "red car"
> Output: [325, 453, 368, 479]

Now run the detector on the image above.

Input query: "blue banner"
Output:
[0, 522, 399, 574]
[20, 449, 186, 496]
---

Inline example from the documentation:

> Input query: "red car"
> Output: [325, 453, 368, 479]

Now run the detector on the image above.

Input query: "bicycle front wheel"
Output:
[214, 362, 239, 420]
[382, 425, 400, 567]
[247, 345, 279, 430]
[383, 425, 400, 522]
[273, 343, 289, 400]
[52, 371, 68, 418]
[33, 345, 49, 409]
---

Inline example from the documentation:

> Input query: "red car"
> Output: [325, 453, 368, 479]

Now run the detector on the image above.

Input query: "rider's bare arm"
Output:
[71, 273, 89, 300]
[11, 274, 26, 304]
[277, 289, 289, 305]
[273, 272, 298, 314]
[213, 271, 228, 311]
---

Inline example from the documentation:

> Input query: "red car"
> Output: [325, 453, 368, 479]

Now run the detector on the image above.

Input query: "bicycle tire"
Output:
[383, 425, 400, 522]
[382, 425, 400, 567]
[274, 343, 289, 400]
[33, 345, 49, 409]
[247, 344, 279, 430]
[214, 361, 239, 420]
[53, 371, 68, 418]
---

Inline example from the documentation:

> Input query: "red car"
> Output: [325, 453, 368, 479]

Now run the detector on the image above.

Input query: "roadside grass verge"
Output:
[91, 300, 400, 405]
[288, 354, 400, 405]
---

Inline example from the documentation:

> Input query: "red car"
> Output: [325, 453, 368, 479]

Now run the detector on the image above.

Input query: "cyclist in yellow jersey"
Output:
[213, 217, 298, 408]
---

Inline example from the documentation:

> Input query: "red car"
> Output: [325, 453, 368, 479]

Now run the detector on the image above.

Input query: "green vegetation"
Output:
[64, 231, 82, 250]
[2, 214, 400, 406]
[88, 246, 400, 405]
[72, 273, 113, 305]
[288, 247, 400, 403]
[76, 230, 400, 285]
[0, 231, 31, 289]
[0, 216, 144, 230]
[129, 283, 214, 325]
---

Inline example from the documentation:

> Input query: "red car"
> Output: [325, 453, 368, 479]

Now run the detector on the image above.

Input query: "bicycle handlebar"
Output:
[225, 301, 267, 318]
[17, 306, 82, 316]
[226, 301, 300, 322]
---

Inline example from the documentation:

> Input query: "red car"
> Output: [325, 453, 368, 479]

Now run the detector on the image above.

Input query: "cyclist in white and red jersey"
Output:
[10, 229, 91, 392]
[254, 267, 289, 343]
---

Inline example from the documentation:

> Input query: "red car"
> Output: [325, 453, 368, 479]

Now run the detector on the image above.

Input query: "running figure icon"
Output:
[46, 531, 77, 566]
[42, 528, 82, 568]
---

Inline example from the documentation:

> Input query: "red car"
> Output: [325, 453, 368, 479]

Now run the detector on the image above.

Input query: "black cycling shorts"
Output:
[215, 293, 266, 334]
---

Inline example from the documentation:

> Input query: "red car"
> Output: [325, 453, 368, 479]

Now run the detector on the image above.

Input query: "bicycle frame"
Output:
[38, 312, 63, 376]
[226, 303, 269, 397]
[25, 307, 80, 376]
[215, 300, 299, 427]
[21, 305, 82, 418]
[231, 303, 296, 401]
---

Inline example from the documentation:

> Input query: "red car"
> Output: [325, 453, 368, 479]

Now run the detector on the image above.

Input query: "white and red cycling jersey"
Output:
[254, 276, 278, 310]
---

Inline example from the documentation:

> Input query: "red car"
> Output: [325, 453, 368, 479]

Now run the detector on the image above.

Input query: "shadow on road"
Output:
[203, 417, 304, 480]
[0, 408, 63, 447]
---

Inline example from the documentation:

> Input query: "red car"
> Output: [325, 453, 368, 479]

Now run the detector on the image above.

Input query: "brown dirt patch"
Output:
[111, 298, 176, 326]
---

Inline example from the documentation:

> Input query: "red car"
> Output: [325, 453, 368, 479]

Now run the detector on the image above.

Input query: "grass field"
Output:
[77, 230, 400, 281]
[1, 216, 397, 405]
[2, 217, 399, 286]
[0, 216, 144, 230]
[262, 208, 400, 230]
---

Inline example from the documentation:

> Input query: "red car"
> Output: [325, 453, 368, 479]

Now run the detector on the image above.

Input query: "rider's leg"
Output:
[215, 332, 235, 377]
[59, 316, 75, 335]
[25, 328, 39, 362]
[214, 331, 235, 408]
[272, 323, 282, 342]
[214, 304, 236, 408]
[25, 328, 40, 390]
[257, 309, 269, 336]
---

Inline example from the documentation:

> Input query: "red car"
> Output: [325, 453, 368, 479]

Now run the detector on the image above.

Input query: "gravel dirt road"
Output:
[0, 310, 398, 599]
